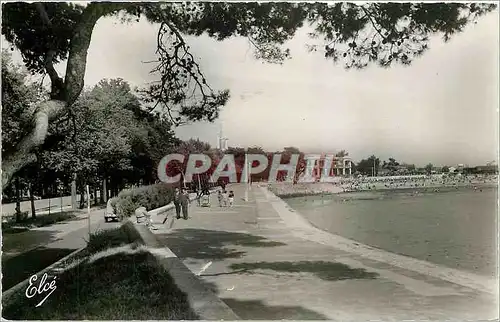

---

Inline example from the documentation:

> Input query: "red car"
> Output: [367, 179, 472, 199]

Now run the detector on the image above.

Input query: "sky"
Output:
[3, 5, 499, 167]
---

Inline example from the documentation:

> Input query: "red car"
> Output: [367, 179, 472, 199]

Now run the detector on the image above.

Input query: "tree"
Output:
[2, 2, 496, 187]
[37, 78, 178, 204]
[357, 155, 380, 176]
[247, 146, 266, 155]
[278, 147, 306, 183]
[381, 157, 401, 173]
[405, 163, 416, 172]
[1, 50, 44, 161]
[335, 150, 349, 158]
[177, 139, 212, 155]
[441, 165, 450, 173]
[425, 163, 433, 175]
[2, 50, 46, 218]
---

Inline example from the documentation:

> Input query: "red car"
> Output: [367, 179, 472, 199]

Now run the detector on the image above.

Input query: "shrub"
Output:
[113, 183, 175, 219]
[86, 226, 143, 254]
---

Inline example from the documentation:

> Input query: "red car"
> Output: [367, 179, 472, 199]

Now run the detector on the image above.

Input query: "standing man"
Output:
[217, 190, 223, 207]
[179, 187, 190, 220]
[196, 187, 203, 206]
[163, 187, 181, 224]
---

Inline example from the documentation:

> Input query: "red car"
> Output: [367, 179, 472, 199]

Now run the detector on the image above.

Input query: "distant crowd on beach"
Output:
[268, 173, 498, 197]
[336, 173, 498, 192]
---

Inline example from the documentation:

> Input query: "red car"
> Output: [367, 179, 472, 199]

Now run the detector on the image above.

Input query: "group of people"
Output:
[161, 185, 236, 224]
[162, 187, 190, 223]
[333, 173, 497, 192]
[217, 189, 235, 207]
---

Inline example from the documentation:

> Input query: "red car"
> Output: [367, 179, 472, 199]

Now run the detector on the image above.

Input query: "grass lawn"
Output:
[2, 211, 77, 233]
[2, 226, 198, 320]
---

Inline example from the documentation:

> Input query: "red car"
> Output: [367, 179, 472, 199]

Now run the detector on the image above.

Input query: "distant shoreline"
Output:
[271, 178, 498, 199]
[339, 182, 498, 195]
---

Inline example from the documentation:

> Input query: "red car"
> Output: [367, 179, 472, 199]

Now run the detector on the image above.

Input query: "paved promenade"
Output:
[151, 184, 498, 320]
[2, 207, 120, 290]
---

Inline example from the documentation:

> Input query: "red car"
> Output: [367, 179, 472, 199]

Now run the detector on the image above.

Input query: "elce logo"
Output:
[25, 273, 57, 307]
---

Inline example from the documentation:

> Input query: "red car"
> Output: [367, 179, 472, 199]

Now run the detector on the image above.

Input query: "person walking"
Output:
[217, 190, 223, 207]
[195, 186, 203, 206]
[163, 187, 181, 224]
[179, 187, 190, 220]
[221, 190, 228, 207]
[201, 187, 211, 206]
[228, 190, 234, 207]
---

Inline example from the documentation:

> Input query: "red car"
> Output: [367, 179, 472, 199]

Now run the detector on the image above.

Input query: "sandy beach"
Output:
[269, 174, 498, 197]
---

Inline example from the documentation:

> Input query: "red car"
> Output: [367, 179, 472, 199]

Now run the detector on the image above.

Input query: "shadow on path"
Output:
[2, 246, 74, 290]
[222, 298, 330, 320]
[229, 261, 379, 281]
[156, 229, 286, 260]
[198, 276, 329, 320]
[2, 230, 60, 255]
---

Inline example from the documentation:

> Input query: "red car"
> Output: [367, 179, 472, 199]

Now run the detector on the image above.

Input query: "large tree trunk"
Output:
[29, 182, 36, 219]
[71, 173, 77, 210]
[101, 178, 107, 203]
[2, 100, 66, 189]
[93, 186, 98, 206]
[15, 177, 21, 222]
[78, 183, 85, 209]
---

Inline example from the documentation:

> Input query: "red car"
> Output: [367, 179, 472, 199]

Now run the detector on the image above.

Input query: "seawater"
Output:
[285, 186, 498, 278]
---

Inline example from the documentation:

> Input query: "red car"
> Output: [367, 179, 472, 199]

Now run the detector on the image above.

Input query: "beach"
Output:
[270, 174, 498, 197]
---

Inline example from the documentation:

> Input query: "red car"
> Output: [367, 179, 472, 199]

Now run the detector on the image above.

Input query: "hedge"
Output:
[108, 180, 223, 219]
[109, 183, 175, 219]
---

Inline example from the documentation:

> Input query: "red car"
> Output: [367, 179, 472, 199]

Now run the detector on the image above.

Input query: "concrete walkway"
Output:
[2, 207, 109, 259]
[2, 207, 120, 290]
[150, 184, 498, 320]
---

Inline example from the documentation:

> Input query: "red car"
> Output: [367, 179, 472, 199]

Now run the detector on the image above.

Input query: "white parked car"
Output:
[104, 199, 119, 222]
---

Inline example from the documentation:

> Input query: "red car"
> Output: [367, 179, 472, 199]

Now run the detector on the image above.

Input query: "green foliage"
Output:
[1, 2, 496, 187]
[2, 244, 196, 320]
[176, 138, 211, 155]
[425, 163, 434, 174]
[357, 155, 381, 176]
[113, 183, 174, 218]
[2, 2, 496, 125]
[1, 50, 44, 157]
[40, 78, 178, 187]
[1, 3, 85, 74]
[3, 2, 495, 70]
[86, 226, 142, 254]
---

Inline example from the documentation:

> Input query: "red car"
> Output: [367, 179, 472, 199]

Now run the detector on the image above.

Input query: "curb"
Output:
[2, 246, 86, 305]
[122, 218, 240, 320]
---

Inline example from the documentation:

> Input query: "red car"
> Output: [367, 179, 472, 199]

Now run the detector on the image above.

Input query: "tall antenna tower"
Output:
[218, 123, 228, 151]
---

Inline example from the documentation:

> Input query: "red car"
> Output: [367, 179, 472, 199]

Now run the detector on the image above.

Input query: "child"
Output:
[217, 190, 223, 207]
[221, 190, 228, 207]
[228, 190, 234, 207]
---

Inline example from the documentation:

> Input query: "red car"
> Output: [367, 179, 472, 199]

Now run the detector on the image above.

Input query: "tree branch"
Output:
[34, 3, 65, 99]
[142, 16, 228, 126]
[64, 2, 140, 105]
[2, 99, 66, 188]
